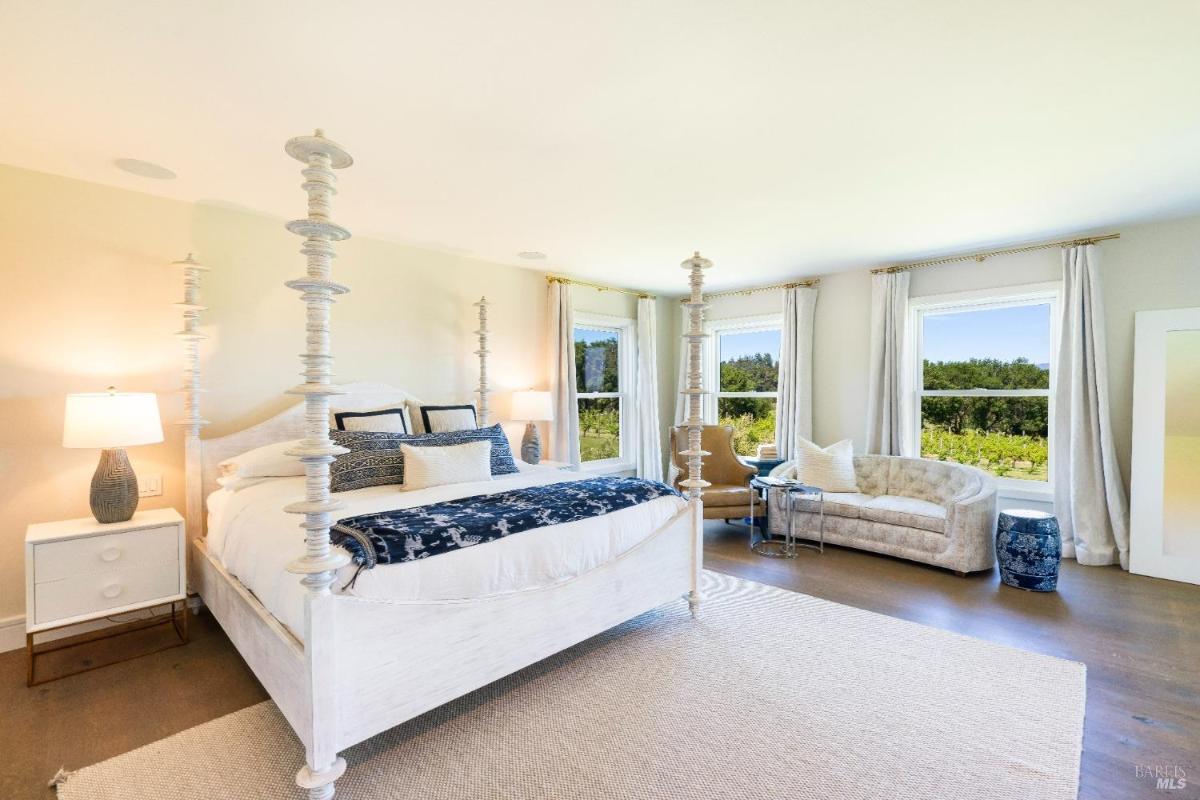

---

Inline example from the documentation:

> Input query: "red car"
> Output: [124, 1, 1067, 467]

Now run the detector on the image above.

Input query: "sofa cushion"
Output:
[852, 456, 889, 497]
[860, 495, 946, 534]
[790, 491, 873, 519]
[703, 484, 753, 508]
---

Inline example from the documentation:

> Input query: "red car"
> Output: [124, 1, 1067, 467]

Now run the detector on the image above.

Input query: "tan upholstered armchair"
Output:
[668, 425, 757, 520]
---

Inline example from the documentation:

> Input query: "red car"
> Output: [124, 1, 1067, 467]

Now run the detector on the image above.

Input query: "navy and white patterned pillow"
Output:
[330, 424, 518, 493]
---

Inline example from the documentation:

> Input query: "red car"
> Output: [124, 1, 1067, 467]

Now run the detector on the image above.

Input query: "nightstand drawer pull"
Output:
[101, 584, 123, 599]
[100, 547, 122, 562]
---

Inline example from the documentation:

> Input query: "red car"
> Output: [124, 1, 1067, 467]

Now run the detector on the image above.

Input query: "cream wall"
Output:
[0, 164, 570, 630]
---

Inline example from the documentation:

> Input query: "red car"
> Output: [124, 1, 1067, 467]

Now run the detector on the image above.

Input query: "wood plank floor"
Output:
[0, 523, 1196, 799]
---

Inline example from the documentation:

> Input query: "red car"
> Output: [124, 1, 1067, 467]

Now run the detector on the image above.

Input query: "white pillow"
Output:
[419, 404, 479, 433]
[781, 438, 858, 492]
[330, 404, 413, 433]
[401, 440, 492, 491]
[215, 475, 272, 492]
[218, 440, 305, 479]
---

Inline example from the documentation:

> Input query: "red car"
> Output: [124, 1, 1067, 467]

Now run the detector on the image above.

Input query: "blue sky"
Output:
[923, 304, 1051, 364]
[719, 329, 781, 362]
[575, 327, 616, 345]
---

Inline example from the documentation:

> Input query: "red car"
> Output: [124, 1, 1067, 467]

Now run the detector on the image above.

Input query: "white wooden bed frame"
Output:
[184, 130, 714, 799]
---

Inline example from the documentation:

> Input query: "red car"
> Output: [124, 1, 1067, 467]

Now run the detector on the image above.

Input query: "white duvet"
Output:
[206, 463, 686, 640]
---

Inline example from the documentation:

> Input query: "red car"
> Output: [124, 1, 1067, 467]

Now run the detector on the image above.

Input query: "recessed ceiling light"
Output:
[517, 251, 546, 260]
[114, 158, 177, 180]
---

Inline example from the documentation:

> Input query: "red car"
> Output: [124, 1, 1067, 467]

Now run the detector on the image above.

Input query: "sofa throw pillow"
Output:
[330, 424, 519, 493]
[400, 440, 493, 491]
[334, 407, 410, 433]
[787, 438, 858, 492]
[419, 404, 478, 433]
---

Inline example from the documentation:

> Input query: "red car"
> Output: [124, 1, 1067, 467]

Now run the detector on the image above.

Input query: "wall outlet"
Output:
[138, 473, 163, 498]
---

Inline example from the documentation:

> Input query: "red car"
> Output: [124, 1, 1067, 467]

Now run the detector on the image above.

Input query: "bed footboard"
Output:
[328, 498, 701, 751]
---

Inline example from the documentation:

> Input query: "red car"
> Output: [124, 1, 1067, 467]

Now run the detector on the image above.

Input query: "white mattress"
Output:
[206, 464, 686, 640]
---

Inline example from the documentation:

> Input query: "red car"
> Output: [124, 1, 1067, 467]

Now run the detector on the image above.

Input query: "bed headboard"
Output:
[192, 382, 420, 523]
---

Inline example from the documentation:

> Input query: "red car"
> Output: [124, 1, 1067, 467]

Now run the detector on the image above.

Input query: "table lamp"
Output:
[63, 388, 164, 523]
[511, 390, 553, 464]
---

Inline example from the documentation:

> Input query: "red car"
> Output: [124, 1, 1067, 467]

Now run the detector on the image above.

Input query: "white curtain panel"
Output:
[1054, 245, 1130, 567]
[776, 286, 819, 459]
[865, 271, 912, 456]
[547, 282, 581, 467]
[635, 297, 664, 481]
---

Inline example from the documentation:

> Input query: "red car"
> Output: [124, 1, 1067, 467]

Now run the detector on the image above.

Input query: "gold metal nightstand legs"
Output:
[26, 599, 189, 687]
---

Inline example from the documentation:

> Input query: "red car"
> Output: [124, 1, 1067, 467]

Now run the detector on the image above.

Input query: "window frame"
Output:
[574, 312, 636, 471]
[703, 313, 783, 454]
[908, 282, 1060, 497]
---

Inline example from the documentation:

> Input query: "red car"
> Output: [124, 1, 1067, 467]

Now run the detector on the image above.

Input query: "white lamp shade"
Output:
[511, 390, 553, 422]
[63, 392, 164, 449]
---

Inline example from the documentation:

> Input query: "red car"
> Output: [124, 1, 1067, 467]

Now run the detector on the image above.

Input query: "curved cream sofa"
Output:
[767, 455, 998, 574]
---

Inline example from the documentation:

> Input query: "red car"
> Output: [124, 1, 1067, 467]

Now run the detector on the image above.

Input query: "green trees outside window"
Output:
[575, 329, 621, 462]
[920, 358, 1049, 480]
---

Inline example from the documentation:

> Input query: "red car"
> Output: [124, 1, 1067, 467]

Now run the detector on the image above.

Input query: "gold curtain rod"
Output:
[546, 275, 655, 299]
[871, 233, 1120, 275]
[679, 277, 820, 303]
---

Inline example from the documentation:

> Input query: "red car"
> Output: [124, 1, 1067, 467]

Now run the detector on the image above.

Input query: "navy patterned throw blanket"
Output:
[332, 477, 681, 579]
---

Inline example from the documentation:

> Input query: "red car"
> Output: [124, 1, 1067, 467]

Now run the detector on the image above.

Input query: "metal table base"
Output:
[749, 481, 824, 558]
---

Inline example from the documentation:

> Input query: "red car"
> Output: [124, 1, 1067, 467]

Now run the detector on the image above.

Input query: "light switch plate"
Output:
[139, 473, 163, 497]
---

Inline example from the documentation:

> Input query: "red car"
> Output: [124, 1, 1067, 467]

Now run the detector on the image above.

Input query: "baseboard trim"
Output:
[0, 614, 25, 653]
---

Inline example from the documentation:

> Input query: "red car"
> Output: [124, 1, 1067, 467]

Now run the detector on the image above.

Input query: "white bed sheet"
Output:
[205, 464, 686, 640]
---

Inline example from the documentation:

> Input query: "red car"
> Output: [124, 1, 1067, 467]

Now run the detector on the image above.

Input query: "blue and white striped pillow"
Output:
[330, 424, 518, 492]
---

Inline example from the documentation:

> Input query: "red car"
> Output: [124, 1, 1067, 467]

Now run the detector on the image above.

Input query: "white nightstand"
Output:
[24, 507, 188, 685]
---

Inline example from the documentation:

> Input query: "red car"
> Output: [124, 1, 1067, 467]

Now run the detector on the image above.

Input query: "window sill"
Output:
[997, 483, 1053, 504]
[578, 460, 635, 476]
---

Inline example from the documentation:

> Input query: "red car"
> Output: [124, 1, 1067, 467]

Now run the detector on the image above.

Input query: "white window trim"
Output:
[574, 312, 636, 473]
[908, 282, 1060, 497]
[703, 313, 782, 455]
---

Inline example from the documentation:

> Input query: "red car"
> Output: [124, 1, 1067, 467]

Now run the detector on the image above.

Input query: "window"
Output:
[911, 285, 1058, 490]
[706, 315, 781, 457]
[574, 314, 635, 466]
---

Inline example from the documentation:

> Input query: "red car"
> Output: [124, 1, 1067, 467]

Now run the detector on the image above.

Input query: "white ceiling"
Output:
[3, 0, 1199, 292]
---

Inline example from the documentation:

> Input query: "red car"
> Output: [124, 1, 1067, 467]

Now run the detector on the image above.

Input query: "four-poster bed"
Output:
[186, 130, 712, 799]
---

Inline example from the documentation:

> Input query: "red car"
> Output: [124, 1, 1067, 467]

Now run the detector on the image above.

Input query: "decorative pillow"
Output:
[400, 440, 493, 491]
[330, 424, 519, 492]
[419, 404, 478, 433]
[218, 440, 305, 479]
[334, 407, 410, 433]
[783, 438, 859, 492]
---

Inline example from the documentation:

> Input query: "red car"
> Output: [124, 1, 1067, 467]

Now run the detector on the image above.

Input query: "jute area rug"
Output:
[57, 570, 1086, 800]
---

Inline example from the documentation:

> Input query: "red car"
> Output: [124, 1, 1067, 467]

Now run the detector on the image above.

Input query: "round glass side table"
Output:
[786, 484, 825, 554]
[749, 480, 825, 558]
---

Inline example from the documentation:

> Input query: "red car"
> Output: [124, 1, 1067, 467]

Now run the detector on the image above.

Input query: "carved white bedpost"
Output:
[474, 296, 491, 426]
[172, 254, 209, 546]
[282, 129, 353, 800]
[679, 251, 711, 616]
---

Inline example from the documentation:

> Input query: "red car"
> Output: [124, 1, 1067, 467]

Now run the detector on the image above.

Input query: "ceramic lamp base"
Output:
[90, 447, 139, 523]
[520, 422, 542, 464]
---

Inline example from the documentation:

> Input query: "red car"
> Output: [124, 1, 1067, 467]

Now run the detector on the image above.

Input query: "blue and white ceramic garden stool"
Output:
[996, 509, 1062, 592]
